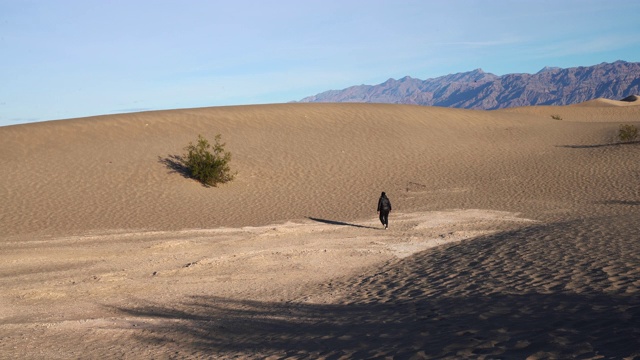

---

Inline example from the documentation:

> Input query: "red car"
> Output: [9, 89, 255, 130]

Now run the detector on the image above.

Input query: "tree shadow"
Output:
[307, 217, 381, 230]
[158, 154, 190, 179]
[600, 200, 640, 206]
[557, 140, 640, 149]
[158, 155, 212, 188]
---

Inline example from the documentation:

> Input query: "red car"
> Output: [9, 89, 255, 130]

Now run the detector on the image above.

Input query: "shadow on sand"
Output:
[114, 291, 640, 359]
[307, 217, 381, 230]
[114, 215, 640, 358]
[600, 200, 640, 206]
[158, 155, 213, 188]
[158, 154, 190, 178]
[557, 140, 640, 149]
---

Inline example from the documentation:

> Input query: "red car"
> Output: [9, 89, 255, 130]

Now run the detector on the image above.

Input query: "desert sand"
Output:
[1, 100, 639, 359]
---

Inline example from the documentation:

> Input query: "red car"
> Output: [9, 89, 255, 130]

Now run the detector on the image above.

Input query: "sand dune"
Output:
[1, 102, 639, 358]
[573, 97, 640, 107]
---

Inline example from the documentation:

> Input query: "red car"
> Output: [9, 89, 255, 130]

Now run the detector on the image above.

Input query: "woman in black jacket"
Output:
[377, 192, 392, 229]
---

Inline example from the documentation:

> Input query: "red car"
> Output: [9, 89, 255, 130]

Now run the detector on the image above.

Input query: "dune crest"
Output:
[573, 96, 640, 107]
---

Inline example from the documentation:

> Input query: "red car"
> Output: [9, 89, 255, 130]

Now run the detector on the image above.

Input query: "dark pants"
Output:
[379, 210, 389, 226]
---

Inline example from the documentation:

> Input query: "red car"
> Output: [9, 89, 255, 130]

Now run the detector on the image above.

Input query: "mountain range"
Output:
[298, 60, 640, 109]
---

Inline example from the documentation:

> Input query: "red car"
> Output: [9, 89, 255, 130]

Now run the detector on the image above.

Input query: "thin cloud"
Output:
[110, 108, 152, 114]
[433, 38, 522, 48]
[527, 35, 640, 59]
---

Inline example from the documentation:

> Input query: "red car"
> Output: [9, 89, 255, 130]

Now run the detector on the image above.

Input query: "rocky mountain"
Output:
[298, 61, 640, 109]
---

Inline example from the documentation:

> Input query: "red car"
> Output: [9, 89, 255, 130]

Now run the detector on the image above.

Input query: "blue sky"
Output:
[1, 0, 640, 126]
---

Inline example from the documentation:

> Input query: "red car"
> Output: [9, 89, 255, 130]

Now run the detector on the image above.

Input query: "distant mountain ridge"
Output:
[298, 61, 640, 109]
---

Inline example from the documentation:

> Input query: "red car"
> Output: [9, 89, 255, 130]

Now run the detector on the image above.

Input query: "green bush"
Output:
[551, 114, 562, 120]
[183, 134, 235, 186]
[618, 124, 639, 143]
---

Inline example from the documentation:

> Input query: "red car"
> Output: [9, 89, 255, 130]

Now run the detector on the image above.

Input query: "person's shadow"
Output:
[307, 217, 381, 230]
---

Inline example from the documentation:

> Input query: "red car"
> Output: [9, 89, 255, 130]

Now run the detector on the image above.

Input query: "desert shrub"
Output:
[551, 114, 562, 120]
[182, 134, 235, 186]
[618, 124, 639, 143]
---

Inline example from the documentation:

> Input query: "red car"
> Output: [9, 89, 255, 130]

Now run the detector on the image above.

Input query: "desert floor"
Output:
[1, 101, 639, 359]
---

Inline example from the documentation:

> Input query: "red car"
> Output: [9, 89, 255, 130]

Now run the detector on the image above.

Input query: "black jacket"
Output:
[377, 195, 392, 212]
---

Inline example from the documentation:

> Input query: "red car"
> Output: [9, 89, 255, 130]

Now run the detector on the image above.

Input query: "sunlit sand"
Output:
[1, 101, 639, 358]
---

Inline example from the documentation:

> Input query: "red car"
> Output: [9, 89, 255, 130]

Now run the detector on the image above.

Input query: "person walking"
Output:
[377, 191, 392, 229]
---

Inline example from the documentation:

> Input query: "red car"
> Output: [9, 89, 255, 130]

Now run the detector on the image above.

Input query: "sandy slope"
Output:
[1, 102, 639, 359]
